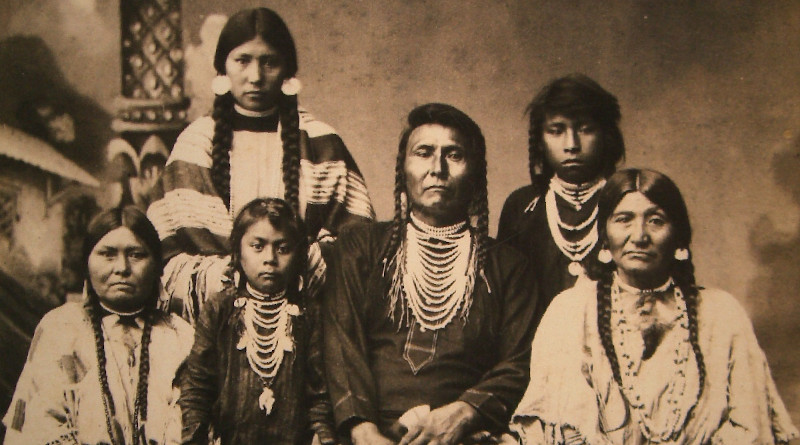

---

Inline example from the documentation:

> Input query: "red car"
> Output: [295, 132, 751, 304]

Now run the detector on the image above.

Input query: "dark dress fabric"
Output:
[179, 285, 335, 445]
[323, 221, 545, 437]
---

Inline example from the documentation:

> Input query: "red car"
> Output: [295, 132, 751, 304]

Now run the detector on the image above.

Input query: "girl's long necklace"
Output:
[389, 212, 476, 332]
[238, 283, 296, 416]
[610, 274, 694, 442]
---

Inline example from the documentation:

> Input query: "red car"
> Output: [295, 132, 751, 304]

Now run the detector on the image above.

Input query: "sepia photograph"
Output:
[0, 0, 798, 443]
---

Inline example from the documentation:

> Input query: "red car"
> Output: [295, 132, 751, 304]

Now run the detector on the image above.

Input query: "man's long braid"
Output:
[382, 142, 409, 270]
[468, 139, 490, 279]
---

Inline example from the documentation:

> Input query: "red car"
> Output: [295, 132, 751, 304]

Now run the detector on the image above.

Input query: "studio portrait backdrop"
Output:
[0, 0, 798, 433]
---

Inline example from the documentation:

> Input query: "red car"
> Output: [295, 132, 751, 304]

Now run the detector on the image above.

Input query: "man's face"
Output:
[404, 124, 472, 226]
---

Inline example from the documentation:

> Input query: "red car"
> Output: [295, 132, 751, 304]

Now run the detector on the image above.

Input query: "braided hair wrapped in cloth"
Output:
[324, 103, 546, 445]
[147, 8, 374, 324]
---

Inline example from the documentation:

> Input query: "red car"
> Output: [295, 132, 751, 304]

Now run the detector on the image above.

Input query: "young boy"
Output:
[498, 73, 625, 303]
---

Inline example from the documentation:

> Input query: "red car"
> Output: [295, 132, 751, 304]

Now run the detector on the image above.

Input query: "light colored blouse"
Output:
[510, 280, 798, 445]
[3, 302, 194, 445]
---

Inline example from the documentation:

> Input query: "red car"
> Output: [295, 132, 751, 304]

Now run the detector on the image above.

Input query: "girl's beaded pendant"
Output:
[258, 386, 276, 415]
[568, 261, 583, 277]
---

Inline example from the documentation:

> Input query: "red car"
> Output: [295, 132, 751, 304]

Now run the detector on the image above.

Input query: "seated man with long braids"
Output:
[324, 103, 545, 445]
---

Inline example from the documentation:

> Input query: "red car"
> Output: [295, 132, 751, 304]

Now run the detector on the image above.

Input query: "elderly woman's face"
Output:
[88, 227, 157, 313]
[606, 191, 676, 287]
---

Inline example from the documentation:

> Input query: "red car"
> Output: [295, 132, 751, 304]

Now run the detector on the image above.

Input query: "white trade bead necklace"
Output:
[388, 212, 476, 332]
[610, 274, 696, 442]
[237, 283, 299, 416]
[545, 178, 604, 276]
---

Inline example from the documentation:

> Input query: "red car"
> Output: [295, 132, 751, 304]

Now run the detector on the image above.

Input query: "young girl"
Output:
[179, 198, 335, 444]
[497, 73, 625, 304]
[147, 7, 374, 324]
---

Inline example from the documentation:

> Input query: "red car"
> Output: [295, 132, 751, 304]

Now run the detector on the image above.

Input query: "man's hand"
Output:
[351, 421, 396, 445]
[398, 401, 480, 445]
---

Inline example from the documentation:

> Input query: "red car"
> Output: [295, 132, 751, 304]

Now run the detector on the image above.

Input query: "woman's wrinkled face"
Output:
[225, 37, 287, 112]
[88, 227, 157, 313]
[239, 219, 299, 294]
[606, 191, 677, 287]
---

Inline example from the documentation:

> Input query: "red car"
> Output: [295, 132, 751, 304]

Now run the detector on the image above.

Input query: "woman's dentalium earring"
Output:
[598, 249, 612, 264]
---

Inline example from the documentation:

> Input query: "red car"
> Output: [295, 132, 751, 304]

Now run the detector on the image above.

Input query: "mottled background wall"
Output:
[1, 0, 798, 422]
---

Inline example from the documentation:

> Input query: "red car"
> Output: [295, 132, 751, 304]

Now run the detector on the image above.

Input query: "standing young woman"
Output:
[498, 74, 624, 304]
[147, 8, 374, 324]
[509, 169, 798, 444]
[3, 207, 193, 444]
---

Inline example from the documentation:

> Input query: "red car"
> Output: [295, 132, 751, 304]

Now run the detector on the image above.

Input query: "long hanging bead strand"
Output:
[610, 275, 694, 442]
[238, 284, 297, 415]
[398, 213, 476, 332]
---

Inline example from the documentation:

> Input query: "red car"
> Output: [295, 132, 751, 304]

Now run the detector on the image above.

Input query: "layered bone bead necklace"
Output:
[237, 283, 298, 416]
[393, 212, 476, 332]
[545, 176, 605, 276]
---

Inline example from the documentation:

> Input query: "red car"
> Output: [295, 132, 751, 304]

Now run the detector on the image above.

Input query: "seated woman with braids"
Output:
[3, 207, 193, 444]
[508, 169, 798, 445]
[147, 7, 374, 324]
[324, 103, 544, 445]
